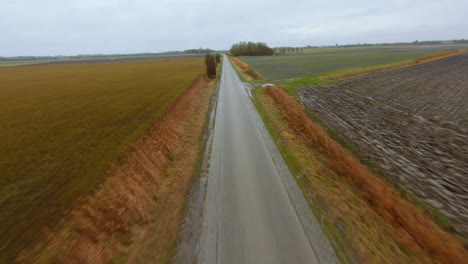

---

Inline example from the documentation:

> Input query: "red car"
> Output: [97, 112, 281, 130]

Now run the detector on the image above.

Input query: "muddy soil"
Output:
[299, 53, 468, 236]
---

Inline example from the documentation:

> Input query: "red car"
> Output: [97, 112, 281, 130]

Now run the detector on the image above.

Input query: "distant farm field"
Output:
[0, 53, 206, 67]
[0, 58, 203, 260]
[241, 44, 468, 80]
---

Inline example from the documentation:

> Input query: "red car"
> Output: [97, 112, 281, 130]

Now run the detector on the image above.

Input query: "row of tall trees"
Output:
[205, 53, 221, 79]
[275, 47, 304, 54]
[230, 42, 274, 56]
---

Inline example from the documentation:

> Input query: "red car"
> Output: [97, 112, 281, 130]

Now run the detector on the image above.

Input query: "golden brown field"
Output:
[0, 58, 204, 262]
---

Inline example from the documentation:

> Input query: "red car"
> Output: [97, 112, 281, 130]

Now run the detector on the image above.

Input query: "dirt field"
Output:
[298, 53, 468, 236]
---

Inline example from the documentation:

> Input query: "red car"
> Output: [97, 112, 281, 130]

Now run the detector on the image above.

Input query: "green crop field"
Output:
[0, 59, 55, 67]
[0, 58, 203, 260]
[241, 44, 468, 80]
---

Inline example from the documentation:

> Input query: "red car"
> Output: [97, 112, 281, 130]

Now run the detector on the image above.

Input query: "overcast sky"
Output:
[1, 0, 467, 56]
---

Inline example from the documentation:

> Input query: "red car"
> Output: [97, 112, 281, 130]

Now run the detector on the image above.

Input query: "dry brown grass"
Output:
[415, 50, 463, 63]
[229, 55, 260, 79]
[19, 74, 212, 263]
[265, 86, 468, 263]
[255, 90, 427, 262]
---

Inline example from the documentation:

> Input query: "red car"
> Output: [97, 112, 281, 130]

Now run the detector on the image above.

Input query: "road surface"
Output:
[197, 56, 335, 264]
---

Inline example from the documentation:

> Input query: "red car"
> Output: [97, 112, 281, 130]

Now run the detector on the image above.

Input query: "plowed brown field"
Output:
[299, 53, 468, 236]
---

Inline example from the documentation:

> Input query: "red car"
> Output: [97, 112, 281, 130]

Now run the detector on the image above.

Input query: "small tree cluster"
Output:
[275, 47, 304, 55]
[205, 54, 218, 79]
[215, 53, 221, 63]
[230, 42, 274, 56]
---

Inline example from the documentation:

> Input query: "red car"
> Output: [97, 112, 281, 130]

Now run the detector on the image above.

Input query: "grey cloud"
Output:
[0, 0, 467, 56]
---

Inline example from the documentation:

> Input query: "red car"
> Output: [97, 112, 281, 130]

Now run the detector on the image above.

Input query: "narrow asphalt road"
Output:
[197, 56, 321, 263]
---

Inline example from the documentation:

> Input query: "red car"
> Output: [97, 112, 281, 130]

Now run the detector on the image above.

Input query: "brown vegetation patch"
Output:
[229, 55, 260, 79]
[19, 74, 212, 263]
[255, 89, 428, 262]
[265, 86, 467, 263]
[415, 50, 463, 63]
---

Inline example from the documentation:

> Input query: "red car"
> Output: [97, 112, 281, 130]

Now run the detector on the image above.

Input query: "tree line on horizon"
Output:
[184, 48, 214, 54]
[229, 42, 306, 56]
[229, 42, 274, 56]
[275, 47, 304, 54]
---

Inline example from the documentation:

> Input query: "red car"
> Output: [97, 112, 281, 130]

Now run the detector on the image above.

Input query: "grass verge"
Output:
[229, 55, 264, 82]
[256, 86, 467, 263]
[192, 57, 222, 181]
[253, 87, 422, 263]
